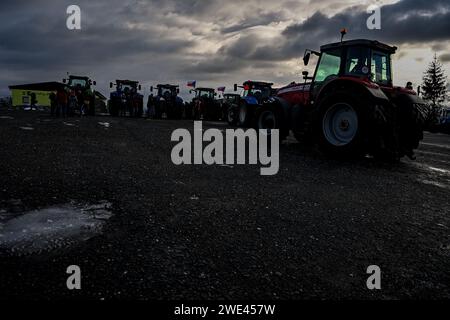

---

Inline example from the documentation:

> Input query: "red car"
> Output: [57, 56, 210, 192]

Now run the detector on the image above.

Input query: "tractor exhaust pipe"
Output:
[340, 28, 347, 42]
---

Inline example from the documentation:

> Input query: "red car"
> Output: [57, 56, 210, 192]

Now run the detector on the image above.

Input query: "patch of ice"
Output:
[0, 201, 112, 254]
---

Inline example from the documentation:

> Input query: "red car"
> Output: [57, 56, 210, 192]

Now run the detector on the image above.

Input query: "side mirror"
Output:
[110, 82, 113, 88]
[138, 85, 142, 91]
[177, 88, 180, 94]
[214, 92, 217, 96]
[150, 86, 153, 92]
[189, 90, 193, 94]
[302, 71, 309, 78]
[93, 81, 96, 86]
[303, 52, 311, 66]
[63, 79, 67, 84]
[233, 84, 238, 92]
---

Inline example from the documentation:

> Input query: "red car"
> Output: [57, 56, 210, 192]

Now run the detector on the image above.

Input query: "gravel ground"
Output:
[0, 108, 449, 300]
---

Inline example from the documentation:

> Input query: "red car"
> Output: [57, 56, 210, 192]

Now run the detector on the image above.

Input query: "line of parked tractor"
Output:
[60, 34, 432, 161]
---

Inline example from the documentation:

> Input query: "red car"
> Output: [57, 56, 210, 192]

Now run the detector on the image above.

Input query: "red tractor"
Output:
[255, 38, 427, 160]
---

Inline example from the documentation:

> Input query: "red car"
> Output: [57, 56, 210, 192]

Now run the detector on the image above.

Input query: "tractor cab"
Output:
[64, 75, 96, 90]
[239, 81, 273, 104]
[190, 88, 221, 120]
[303, 39, 397, 97]
[193, 88, 216, 100]
[155, 84, 179, 99]
[223, 93, 240, 105]
[111, 80, 141, 93]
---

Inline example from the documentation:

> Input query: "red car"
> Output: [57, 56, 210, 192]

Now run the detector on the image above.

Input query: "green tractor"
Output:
[63, 75, 96, 116]
[190, 87, 222, 120]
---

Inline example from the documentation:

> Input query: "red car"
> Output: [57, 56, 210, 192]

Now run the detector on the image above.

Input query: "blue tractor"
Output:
[150, 84, 184, 119]
[109, 80, 143, 117]
[231, 81, 275, 127]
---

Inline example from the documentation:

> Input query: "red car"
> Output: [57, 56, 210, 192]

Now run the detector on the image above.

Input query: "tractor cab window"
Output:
[197, 90, 214, 99]
[160, 88, 174, 97]
[120, 84, 134, 92]
[345, 46, 371, 77]
[371, 51, 391, 85]
[69, 78, 87, 88]
[242, 85, 271, 99]
[315, 49, 341, 83]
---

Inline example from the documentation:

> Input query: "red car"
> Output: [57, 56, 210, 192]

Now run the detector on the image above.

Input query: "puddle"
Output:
[417, 179, 450, 190]
[0, 116, 14, 120]
[98, 122, 110, 129]
[0, 201, 112, 255]
[63, 122, 76, 127]
[19, 126, 34, 131]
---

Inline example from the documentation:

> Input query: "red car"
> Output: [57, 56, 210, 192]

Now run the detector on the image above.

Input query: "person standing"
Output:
[30, 92, 37, 111]
[56, 88, 68, 118]
[68, 89, 78, 117]
[49, 91, 57, 116]
[147, 94, 155, 118]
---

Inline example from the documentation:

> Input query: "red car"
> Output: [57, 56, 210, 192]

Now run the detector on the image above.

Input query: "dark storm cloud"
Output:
[202, 0, 450, 75]
[221, 11, 285, 34]
[280, 0, 450, 57]
[0, 0, 449, 97]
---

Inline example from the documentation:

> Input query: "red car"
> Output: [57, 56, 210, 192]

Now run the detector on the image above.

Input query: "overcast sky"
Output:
[1, 0, 449, 100]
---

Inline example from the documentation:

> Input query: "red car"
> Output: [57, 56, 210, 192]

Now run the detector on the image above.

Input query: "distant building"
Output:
[8, 82, 65, 108]
[8, 82, 107, 111]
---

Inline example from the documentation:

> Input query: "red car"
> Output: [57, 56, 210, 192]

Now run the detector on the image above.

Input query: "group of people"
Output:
[49, 85, 93, 118]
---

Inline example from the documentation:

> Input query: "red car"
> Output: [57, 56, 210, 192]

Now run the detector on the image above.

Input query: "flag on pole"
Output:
[187, 80, 196, 88]
[217, 86, 226, 92]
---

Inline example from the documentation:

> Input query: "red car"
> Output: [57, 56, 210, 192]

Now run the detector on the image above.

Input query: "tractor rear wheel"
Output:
[315, 92, 366, 157]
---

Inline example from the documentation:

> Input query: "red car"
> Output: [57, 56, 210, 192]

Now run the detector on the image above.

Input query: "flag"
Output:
[217, 86, 226, 92]
[187, 80, 196, 88]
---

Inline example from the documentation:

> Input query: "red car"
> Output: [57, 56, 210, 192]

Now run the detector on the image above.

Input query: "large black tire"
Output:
[109, 98, 120, 117]
[238, 102, 252, 127]
[315, 91, 368, 158]
[256, 98, 290, 141]
[226, 105, 237, 125]
[291, 104, 314, 144]
[389, 96, 425, 160]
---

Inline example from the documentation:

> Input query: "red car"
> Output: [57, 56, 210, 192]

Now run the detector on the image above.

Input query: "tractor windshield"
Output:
[225, 95, 239, 104]
[197, 90, 214, 99]
[160, 87, 175, 97]
[242, 85, 272, 100]
[315, 49, 341, 83]
[69, 78, 87, 88]
[119, 83, 135, 92]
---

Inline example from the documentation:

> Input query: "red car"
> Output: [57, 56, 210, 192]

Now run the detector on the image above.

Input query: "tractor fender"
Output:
[316, 78, 390, 105]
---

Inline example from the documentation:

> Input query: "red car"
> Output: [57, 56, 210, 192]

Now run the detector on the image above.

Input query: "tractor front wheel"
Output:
[226, 105, 237, 125]
[256, 107, 288, 141]
[238, 102, 251, 127]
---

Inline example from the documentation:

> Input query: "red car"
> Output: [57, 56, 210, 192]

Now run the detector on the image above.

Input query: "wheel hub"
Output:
[322, 103, 358, 146]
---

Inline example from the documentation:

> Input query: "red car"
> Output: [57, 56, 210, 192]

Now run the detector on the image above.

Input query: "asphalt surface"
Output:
[0, 108, 449, 300]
